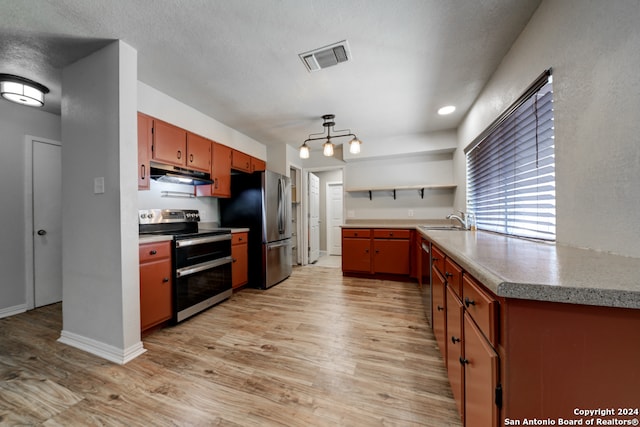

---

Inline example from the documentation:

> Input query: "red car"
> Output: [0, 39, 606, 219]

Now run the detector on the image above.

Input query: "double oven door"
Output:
[173, 233, 232, 323]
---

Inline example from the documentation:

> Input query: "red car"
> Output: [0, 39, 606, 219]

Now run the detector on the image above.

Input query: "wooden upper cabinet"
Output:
[137, 112, 152, 190]
[153, 120, 187, 166]
[231, 149, 251, 172]
[196, 142, 232, 198]
[251, 157, 266, 172]
[186, 133, 211, 172]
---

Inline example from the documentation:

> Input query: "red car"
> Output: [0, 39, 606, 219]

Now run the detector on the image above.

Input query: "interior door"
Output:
[308, 172, 320, 263]
[33, 140, 62, 307]
[327, 182, 343, 255]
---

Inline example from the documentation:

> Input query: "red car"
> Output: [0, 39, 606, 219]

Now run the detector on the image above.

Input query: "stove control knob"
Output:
[140, 213, 146, 219]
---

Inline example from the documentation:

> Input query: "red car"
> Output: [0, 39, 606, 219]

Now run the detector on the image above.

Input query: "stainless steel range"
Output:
[138, 209, 232, 323]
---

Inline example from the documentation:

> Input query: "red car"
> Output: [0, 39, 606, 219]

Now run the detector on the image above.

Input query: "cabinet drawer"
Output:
[444, 257, 463, 298]
[373, 229, 410, 239]
[232, 232, 248, 245]
[463, 274, 498, 347]
[139, 241, 172, 263]
[342, 228, 371, 238]
[431, 245, 445, 274]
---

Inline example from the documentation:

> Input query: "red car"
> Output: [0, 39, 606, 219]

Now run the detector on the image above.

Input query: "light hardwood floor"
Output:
[0, 265, 462, 426]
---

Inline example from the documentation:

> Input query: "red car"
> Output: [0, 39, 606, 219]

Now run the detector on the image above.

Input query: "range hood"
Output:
[149, 161, 213, 186]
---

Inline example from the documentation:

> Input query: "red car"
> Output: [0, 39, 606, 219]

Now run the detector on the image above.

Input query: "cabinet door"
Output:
[196, 142, 232, 198]
[342, 238, 371, 273]
[153, 120, 187, 166]
[446, 286, 465, 421]
[186, 133, 211, 172]
[140, 259, 172, 331]
[231, 149, 251, 172]
[137, 113, 152, 190]
[463, 312, 499, 427]
[232, 233, 248, 289]
[432, 266, 447, 360]
[251, 157, 266, 172]
[373, 239, 410, 274]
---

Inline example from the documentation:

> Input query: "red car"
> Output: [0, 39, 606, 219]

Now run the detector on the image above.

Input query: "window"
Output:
[466, 70, 555, 241]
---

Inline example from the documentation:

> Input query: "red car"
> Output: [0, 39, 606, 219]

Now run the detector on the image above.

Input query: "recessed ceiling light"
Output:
[438, 105, 456, 115]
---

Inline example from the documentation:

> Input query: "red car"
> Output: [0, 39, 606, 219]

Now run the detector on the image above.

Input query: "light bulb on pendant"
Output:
[299, 142, 310, 159]
[323, 140, 334, 157]
[349, 137, 361, 154]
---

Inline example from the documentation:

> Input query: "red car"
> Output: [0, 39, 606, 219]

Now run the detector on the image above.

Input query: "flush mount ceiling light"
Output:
[0, 74, 50, 107]
[438, 105, 456, 115]
[299, 114, 362, 159]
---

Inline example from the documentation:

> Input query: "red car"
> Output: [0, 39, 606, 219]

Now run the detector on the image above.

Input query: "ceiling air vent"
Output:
[299, 40, 351, 72]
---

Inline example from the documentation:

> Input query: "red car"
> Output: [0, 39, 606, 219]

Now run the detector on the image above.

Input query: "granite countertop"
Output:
[419, 229, 640, 310]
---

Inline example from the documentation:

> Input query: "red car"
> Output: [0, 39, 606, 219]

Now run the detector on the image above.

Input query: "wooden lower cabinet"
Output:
[231, 232, 249, 289]
[446, 285, 465, 422]
[373, 238, 410, 274]
[342, 236, 372, 273]
[463, 312, 499, 427]
[342, 228, 412, 278]
[432, 266, 447, 359]
[139, 241, 172, 332]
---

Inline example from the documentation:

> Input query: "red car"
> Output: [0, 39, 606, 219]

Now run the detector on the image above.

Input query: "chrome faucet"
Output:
[446, 210, 469, 230]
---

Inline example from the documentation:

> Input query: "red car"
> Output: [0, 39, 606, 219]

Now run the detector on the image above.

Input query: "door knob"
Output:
[37, 229, 47, 236]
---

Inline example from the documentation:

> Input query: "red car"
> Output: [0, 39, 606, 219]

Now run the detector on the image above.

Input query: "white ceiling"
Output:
[0, 0, 541, 151]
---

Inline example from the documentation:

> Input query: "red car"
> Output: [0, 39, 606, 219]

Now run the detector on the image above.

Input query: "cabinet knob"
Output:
[464, 297, 476, 308]
[445, 271, 453, 278]
[432, 257, 439, 262]
[437, 305, 444, 311]
[459, 357, 469, 365]
[451, 336, 461, 344]
[232, 258, 237, 263]
[177, 150, 182, 159]
[189, 154, 194, 163]
[149, 250, 157, 255]
[162, 277, 169, 283]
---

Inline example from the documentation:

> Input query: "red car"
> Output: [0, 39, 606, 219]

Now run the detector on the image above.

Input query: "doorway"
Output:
[25, 136, 62, 309]
[326, 181, 343, 256]
[303, 167, 344, 267]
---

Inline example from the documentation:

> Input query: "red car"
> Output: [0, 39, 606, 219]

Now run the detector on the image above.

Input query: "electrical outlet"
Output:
[408, 209, 414, 217]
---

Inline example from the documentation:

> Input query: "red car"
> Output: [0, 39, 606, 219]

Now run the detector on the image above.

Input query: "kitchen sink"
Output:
[419, 225, 465, 231]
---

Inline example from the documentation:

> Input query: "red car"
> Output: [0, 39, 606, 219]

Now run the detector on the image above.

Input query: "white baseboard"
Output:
[0, 304, 27, 319]
[58, 330, 147, 365]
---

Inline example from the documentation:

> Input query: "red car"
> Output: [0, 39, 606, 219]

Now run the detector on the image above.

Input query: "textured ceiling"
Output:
[0, 0, 541, 151]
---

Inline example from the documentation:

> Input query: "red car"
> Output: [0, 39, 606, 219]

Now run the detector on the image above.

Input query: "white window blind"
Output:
[466, 70, 555, 241]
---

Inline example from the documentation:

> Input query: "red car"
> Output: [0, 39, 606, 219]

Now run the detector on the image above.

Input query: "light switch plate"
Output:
[94, 177, 105, 194]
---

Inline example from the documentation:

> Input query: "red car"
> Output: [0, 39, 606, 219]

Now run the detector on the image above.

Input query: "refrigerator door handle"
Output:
[277, 178, 285, 234]
[268, 240, 291, 250]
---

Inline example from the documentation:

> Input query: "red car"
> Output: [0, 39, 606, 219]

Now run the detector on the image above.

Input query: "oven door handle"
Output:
[176, 256, 233, 278]
[175, 234, 232, 248]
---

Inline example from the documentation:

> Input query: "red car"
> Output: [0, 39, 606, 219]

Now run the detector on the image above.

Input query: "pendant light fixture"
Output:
[0, 74, 50, 107]
[300, 114, 362, 158]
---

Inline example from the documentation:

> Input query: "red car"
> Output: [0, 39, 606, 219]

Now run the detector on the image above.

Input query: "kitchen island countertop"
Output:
[342, 221, 640, 309]
[420, 229, 640, 310]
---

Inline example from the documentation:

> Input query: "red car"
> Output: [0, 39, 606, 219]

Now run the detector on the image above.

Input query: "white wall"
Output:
[345, 152, 455, 220]
[0, 102, 60, 317]
[59, 41, 145, 364]
[456, 0, 640, 257]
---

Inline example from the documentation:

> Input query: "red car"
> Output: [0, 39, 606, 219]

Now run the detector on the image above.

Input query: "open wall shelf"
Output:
[345, 184, 456, 200]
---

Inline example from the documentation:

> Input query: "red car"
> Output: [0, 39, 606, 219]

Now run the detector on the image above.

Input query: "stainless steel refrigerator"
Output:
[220, 170, 292, 289]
